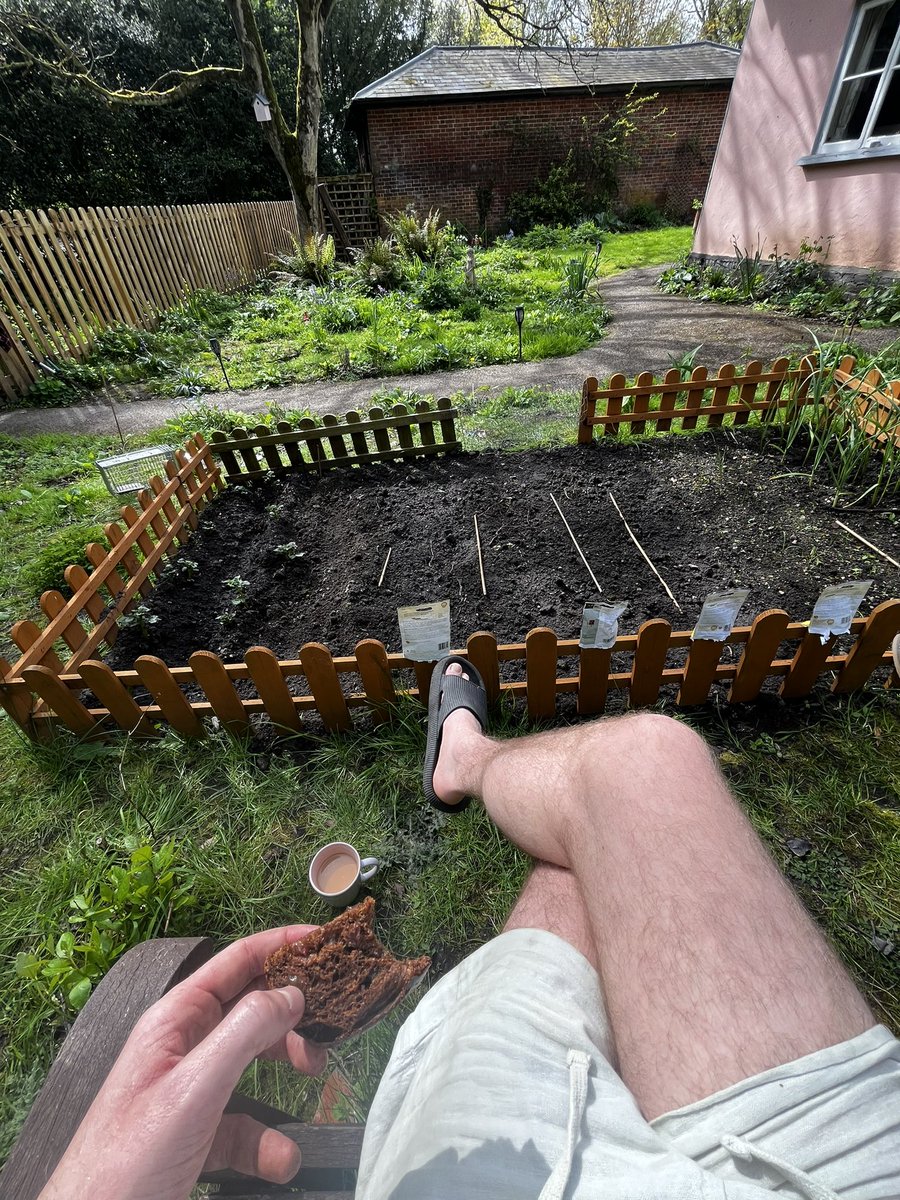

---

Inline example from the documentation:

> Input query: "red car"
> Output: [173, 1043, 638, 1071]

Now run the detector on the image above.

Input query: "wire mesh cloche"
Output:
[96, 446, 176, 497]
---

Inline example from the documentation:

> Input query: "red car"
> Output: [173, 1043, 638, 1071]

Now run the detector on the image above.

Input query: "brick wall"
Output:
[364, 85, 730, 231]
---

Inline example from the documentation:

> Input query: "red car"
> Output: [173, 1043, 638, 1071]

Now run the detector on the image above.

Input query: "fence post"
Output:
[578, 377, 598, 444]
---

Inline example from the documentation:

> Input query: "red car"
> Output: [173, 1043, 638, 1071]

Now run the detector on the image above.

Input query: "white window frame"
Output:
[805, 0, 900, 162]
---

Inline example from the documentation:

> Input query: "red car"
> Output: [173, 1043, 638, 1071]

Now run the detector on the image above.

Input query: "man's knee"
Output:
[576, 712, 717, 786]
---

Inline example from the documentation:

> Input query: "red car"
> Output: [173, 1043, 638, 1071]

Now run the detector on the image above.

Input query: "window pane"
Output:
[846, 0, 900, 74]
[872, 66, 900, 134]
[826, 74, 880, 140]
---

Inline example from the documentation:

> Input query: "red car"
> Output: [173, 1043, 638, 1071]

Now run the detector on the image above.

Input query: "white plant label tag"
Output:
[580, 599, 628, 650]
[693, 588, 751, 642]
[808, 580, 872, 643]
[398, 600, 451, 662]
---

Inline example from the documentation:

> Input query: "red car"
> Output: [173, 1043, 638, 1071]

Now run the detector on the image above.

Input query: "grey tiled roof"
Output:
[352, 42, 739, 105]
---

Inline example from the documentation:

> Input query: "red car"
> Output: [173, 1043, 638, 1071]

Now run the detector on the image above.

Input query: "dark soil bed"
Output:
[107, 432, 900, 672]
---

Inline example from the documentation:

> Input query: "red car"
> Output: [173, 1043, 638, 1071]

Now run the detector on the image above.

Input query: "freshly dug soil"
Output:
[108, 433, 900, 668]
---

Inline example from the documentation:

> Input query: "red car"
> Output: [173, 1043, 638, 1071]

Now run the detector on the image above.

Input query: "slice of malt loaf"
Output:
[264, 897, 430, 1046]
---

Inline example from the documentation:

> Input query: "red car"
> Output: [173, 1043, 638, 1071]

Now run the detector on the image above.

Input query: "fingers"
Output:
[176, 986, 306, 1109]
[182, 925, 319, 1006]
[204, 1112, 302, 1184]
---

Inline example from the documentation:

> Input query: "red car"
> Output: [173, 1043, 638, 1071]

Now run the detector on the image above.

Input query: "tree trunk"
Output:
[225, 0, 324, 237]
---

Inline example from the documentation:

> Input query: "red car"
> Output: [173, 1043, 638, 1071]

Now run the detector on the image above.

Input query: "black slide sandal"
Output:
[423, 655, 488, 813]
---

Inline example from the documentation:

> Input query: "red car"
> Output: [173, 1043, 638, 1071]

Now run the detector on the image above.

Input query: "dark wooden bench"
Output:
[0, 938, 363, 1199]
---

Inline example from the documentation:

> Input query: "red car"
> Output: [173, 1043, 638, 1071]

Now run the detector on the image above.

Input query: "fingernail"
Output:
[279, 985, 305, 1015]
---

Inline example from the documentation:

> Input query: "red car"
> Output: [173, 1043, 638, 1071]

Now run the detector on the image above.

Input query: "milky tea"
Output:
[316, 852, 358, 894]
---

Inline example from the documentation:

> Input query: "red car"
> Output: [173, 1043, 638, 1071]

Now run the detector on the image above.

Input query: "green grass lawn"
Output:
[1, 322, 898, 1163]
[21, 226, 693, 408]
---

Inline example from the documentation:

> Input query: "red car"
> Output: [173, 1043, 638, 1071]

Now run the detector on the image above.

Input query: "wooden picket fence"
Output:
[1, 422, 898, 739]
[208, 398, 460, 480]
[577, 355, 900, 443]
[0, 201, 300, 404]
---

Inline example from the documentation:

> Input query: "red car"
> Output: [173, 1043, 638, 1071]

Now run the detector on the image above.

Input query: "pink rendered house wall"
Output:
[695, 0, 899, 270]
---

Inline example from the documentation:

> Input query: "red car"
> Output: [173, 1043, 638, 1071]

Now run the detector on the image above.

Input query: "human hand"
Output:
[39, 925, 328, 1200]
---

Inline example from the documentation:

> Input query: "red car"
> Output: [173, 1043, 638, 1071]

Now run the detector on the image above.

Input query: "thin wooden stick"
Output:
[835, 519, 900, 570]
[474, 514, 486, 596]
[377, 546, 392, 587]
[550, 492, 603, 594]
[608, 490, 683, 612]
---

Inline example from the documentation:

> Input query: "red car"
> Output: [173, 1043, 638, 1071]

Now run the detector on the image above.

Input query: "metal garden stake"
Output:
[209, 338, 232, 390]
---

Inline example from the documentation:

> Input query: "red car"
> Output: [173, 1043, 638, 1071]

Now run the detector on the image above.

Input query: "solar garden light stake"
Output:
[209, 338, 232, 390]
[514, 305, 525, 362]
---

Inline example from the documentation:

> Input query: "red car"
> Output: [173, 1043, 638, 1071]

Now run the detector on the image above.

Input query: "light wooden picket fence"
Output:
[208, 397, 460, 480]
[0, 201, 299, 404]
[578, 356, 900, 444]
[1, 414, 898, 741]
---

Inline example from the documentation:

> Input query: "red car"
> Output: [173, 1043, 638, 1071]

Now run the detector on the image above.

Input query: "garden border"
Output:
[577, 355, 900, 445]
[2, 396, 899, 741]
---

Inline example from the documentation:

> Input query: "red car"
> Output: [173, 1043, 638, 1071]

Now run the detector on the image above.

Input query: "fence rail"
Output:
[207, 399, 460, 480]
[2, 606, 899, 740]
[577, 356, 900, 443]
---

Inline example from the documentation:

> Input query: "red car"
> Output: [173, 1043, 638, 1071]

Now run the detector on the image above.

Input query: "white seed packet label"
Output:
[580, 599, 628, 650]
[692, 588, 751, 642]
[808, 580, 873, 644]
[398, 600, 451, 662]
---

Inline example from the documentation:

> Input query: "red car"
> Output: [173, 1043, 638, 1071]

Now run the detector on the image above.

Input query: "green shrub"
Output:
[621, 202, 667, 230]
[93, 324, 144, 359]
[457, 295, 482, 321]
[344, 237, 406, 292]
[317, 293, 365, 332]
[416, 266, 463, 311]
[273, 233, 337, 287]
[506, 155, 587, 233]
[21, 522, 107, 598]
[383, 207, 459, 264]
[519, 224, 567, 249]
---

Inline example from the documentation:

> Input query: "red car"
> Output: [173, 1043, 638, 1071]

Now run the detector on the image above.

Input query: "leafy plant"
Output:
[383, 207, 458, 265]
[273, 233, 337, 287]
[15, 841, 194, 1013]
[344, 237, 405, 292]
[416, 266, 463, 311]
[733, 237, 764, 300]
[117, 602, 162, 639]
[174, 365, 206, 398]
[223, 575, 251, 603]
[506, 154, 587, 233]
[165, 556, 199, 579]
[21, 522, 106, 597]
[558, 243, 603, 301]
[272, 541, 305, 560]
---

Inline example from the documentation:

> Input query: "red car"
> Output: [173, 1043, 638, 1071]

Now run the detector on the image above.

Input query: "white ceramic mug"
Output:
[309, 841, 379, 907]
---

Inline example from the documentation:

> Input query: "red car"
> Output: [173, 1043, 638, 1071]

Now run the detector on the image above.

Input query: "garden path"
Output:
[1, 266, 894, 437]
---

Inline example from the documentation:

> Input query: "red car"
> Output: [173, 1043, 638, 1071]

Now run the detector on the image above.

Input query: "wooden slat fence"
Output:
[578, 356, 900, 444]
[2, 603, 898, 740]
[0, 201, 299, 405]
[207, 399, 460, 480]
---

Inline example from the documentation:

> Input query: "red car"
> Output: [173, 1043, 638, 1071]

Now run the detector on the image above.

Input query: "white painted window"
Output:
[815, 0, 900, 155]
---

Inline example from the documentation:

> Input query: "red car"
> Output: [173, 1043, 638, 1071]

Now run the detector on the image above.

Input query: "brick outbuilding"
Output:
[348, 43, 739, 232]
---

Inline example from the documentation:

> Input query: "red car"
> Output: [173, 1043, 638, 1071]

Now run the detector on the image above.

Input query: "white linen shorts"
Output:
[356, 929, 900, 1200]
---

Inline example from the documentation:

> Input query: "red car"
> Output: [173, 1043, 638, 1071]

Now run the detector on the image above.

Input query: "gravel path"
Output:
[1, 266, 892, 437]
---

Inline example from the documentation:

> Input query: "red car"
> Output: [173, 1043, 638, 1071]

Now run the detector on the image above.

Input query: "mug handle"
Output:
[359, 857, 379, 882]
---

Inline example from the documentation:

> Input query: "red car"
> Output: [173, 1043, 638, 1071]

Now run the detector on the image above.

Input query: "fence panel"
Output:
[0, 201, 299, 404]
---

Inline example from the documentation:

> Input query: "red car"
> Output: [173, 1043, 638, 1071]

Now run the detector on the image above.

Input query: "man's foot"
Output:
[430, 662, 489, 808]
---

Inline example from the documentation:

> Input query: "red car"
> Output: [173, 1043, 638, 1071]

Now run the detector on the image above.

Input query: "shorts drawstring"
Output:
[538, 1050, 591, 1200]
[721, 1133, 841, 1200]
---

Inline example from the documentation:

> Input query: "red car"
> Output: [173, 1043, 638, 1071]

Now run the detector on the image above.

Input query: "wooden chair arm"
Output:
[0, 936, 215, 1200]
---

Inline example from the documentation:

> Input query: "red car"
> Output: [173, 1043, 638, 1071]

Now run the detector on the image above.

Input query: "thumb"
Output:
[175, 986, 306, 1111]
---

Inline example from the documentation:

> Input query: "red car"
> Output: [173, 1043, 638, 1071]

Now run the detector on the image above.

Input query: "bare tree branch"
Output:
[0, 15, 243, 105]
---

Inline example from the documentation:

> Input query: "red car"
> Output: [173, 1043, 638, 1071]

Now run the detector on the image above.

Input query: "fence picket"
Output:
[654, 368, 683, 433]
[728, 610, 790, 702]
[392, 404, 415, 455]
[322, 413, 349, 459]
[679, 366, 708, 430]
[63, 564, 105, 626]
[578, 377, 598, 444]
[300, 642, 351, 731]
[39, 590, 87, 653]
[629, 619, 671, 706]
[189, 650, 250, 734]
[105, 522, 152, 597]
[577, 645, 610, 715]
[677, 637, 723, 705]
[604, 373, 626, 437]
[21, 665, 96, 735]
[246, 645, 302, 732]
[631, 371, 653, 434]
[413, 662, 434, 702]
[467, 632, 500, 704]
[526, 628, 557, 719]
[369, 407, 392, 454]
[355, 639, 395, 723]
[779, 632, 835, 699]
[734, 360, 763, 426]
[416, 400, 436, 447]
[437, 397, 457, 446]
[79, 659, 155, 736]
[9, 620, 64, 671]
[831, 599, 900, 693]
[344, 411, 370, 457]
[706, 362, 736, 429]
[135, 654, 203, 736]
